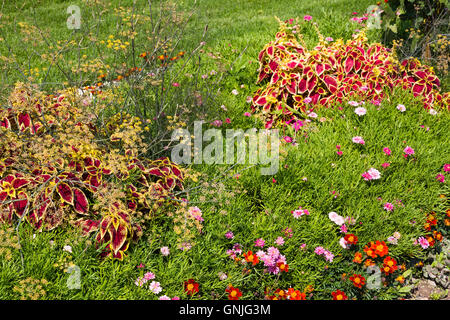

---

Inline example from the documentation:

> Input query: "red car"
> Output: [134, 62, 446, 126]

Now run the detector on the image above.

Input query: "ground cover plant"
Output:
[0, 0, 449, 301]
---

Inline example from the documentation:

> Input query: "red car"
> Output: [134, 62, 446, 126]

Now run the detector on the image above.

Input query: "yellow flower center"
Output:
[187, 284, 194, 291]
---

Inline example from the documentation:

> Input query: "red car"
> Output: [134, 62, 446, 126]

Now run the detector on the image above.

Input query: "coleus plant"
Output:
[251, 18, 449, 129]
[0, 83, 185, 261]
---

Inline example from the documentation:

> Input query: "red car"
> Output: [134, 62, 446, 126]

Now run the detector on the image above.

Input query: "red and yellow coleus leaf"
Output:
[73, 188, 89, 214]
[57, 182, 73, 205]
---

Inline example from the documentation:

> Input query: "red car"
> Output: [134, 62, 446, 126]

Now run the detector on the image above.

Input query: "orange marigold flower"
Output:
[427, 215, 437, 225]
[363, 243, 377, 258]
[243, 250, 259, 266]
[349, 274, 366, 288]
[432, 231, 443, 241]
[426, 236, 435, 247]
[381, 265, 392, 275]
[364, 259, 376, 267]
[395, 275, 405, 284]
[372, 240, 389, 257]
[226, 286, 242, 300]
[380, 258, 395, 275]
[353, 252, 363, 264]
[274, 289, 287, 300]
[287, 288, 306, 300]
[184, 279, 199, 296]
[277, 262, 289, 272]
[344, 233, 358, 245]
[382, 256, 398, 274]
[331, 290, 348, 300]
[445, 218, 450, 226]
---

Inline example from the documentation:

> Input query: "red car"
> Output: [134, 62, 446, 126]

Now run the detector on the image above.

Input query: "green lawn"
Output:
[0, 0, 448, 301]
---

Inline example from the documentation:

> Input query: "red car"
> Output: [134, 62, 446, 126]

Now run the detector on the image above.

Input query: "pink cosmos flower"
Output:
[325, 37, 334, 42]
[225, 118, 231, 124]
[367, 168, 381, 180]
[314, 246, 325, 255]
[403, 146, 415, 156]
[417, 236, 429, 249]
[225, 231, 234, 239]
[328, 212, 345, 226]
[244, 112, 251, 117]
[361, 171, 372, 181]
[211, 120, 223, 127]
[158, 295, 171, 300]
[396, 104, 406, 112]
[384, 202, 394, 211]
[387, 236, 398, 245]
[246, 96, 252, 103]
[304, 97, 312, 103]
[160, 247, 170, 256]
[340, 224, 348, 233]
[172, 82, 180, 87]
[352, 136, 365, 144]
[304, 15, 312, 21]
[348, 101, 359, 107]
[307, 111, 318, 118]
[149, 281, 162, 294]
[275, 237, 285, 246]
[231, 89, 239, 95]
[443, 164, 450, 172]
[381, 162, 390, 168]
[135, 277, 146, 287]
[254, 238, 265, 248]
[383, 147, 391, 156]
[284, 136, 293, 143]
[354, 107, 367, 116]
[291, 207, 310, 219]
[362, 168, 381, 181]
[337, 151, 343, 156]
[436, 174, 445, 183]
[324, 250, 334, 262]
[267, 246, 280, 258]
